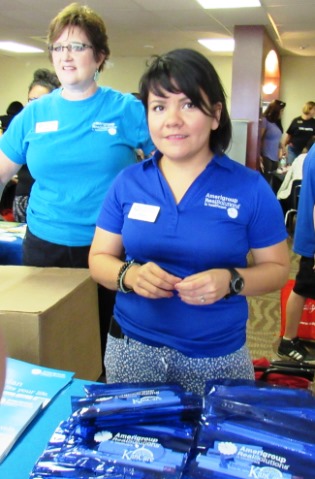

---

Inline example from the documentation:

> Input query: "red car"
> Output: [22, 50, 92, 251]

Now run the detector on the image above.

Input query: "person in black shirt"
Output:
[284, 101, 315, 164]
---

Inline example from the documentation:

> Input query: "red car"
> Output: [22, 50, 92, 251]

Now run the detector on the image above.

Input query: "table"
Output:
[0, 221, 26, 265]
[0, 378, 95, 479]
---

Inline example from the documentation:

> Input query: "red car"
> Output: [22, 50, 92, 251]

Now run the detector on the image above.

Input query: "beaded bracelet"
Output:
[117, 259, 138, 293]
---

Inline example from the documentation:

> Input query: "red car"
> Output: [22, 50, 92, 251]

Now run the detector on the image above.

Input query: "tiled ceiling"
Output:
[0, 0, 314, 58]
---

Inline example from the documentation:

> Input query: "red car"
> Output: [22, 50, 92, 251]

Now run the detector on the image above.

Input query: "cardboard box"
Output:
[0, 266, 102, 381]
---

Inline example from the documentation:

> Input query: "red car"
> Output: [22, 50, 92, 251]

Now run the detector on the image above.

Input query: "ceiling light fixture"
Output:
[198, 38, 235, 52]
[0, 41, 44, 53]
[196, 0, 260, 8]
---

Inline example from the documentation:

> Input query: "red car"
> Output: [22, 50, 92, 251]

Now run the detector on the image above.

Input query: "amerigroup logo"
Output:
[204, 193, 240, 219]
[92, 122, 117, 134]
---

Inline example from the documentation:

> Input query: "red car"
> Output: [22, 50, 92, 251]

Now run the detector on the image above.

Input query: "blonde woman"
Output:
[284, 101, 315, 164]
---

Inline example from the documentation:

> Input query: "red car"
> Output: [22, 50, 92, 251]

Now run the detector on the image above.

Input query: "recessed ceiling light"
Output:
[198, 38, 235, 52]
[0, 41, 44, 53]
[196, 0, 260, 8]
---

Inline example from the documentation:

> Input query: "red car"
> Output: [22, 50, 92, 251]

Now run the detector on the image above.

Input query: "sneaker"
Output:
[278, 337, 315, 364]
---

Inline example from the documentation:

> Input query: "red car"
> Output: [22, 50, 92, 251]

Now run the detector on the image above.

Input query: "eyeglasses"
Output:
[48, 42, 93, 53]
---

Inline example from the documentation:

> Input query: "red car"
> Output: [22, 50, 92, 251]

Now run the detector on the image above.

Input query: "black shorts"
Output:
[293, 256, 315, 300]
[23, 227, 90, 268]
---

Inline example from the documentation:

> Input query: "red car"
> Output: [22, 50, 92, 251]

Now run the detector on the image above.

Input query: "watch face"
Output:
[233, 277, 244, 293]
[226, 269, 244, 298]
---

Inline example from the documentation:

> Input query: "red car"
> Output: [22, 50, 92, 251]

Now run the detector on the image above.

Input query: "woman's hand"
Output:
[174, 269, 231, 305]
[126, 262, 182, 299]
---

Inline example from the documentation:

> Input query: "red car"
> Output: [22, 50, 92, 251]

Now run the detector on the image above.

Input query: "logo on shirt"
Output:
[92, 122, 117, 135]
[204, 193, 240, 218]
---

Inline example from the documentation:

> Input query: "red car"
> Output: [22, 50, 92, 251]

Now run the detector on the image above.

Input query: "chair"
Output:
[284, 180, 301, 234]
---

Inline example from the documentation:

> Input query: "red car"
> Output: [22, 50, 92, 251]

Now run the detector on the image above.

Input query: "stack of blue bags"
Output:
[183, 379, 315, 479]
[30, 383, 202, 478]
[30, 380, 315, 478]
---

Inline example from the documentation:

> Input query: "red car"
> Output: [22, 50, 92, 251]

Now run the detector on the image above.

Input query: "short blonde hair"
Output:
[302, 101, 315, 115]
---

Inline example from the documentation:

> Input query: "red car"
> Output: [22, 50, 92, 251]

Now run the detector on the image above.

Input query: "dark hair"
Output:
[47, 2, 110, 72]
[6, 101, 23, 116]
[139, 49, 231, 154]
[28, 68, 60, 94]
[263, 99, 286, 132]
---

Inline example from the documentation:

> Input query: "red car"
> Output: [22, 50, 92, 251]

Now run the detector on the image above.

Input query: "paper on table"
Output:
[0, 358, 74, 463]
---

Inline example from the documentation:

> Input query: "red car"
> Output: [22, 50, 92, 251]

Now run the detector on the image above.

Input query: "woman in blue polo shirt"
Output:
[89, 49, 290, 395]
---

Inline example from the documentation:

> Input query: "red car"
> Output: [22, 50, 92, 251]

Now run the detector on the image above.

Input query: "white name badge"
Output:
[128, 203, 160, 222]
[35, 121, 59, 133]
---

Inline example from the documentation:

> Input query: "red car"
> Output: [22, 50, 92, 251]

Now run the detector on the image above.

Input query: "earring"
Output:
[94, 69, 99, 82]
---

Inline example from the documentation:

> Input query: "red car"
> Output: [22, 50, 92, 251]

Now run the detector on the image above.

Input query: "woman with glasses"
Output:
[0, 2, 153, 267]
[12, 68, 60, 223]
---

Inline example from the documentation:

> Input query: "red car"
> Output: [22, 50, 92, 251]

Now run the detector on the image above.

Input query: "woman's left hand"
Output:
[175, 269, 230, 305]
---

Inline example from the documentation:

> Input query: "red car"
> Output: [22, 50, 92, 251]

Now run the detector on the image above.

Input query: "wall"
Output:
[0, 54, 147, 111]
[0, 54, 232, 113]
[0, 52, 313, 152]
[280, 56, 315, 132]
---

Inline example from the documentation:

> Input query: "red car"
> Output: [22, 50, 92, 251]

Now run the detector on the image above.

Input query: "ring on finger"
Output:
[200, 296, 205, 303]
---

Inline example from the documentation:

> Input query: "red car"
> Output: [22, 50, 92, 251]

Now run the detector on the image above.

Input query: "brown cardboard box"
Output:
[0, 266, 102, 381]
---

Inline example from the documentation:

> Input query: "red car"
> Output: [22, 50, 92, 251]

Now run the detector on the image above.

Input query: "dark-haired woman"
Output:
[89, 48, 289, 395]
[260, 99, 286, 185]
[0, 101, 23, 133]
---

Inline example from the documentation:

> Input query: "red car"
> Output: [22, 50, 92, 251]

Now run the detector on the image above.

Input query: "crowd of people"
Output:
[0, 1, 314, 395]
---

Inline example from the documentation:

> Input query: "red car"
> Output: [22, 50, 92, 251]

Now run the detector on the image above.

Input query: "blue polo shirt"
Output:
[97, 151, 287, 358]
[294, 144, 315, 257]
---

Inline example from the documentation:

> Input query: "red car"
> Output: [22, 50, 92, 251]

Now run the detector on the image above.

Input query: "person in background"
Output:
[277, 137, 315, 216]
[0, 328, 6, 399]
[12, 69, 60, 223]
[0, 2, 154, 368]
[284, 101, 315, 165]
[89, 48, 290, 395]
[260, 99, 286, 185]
[0, 102, 24, 218]
[27, 68, 61, 102]
[0, 101, 24, 133]
[278, 143, 315, 363]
